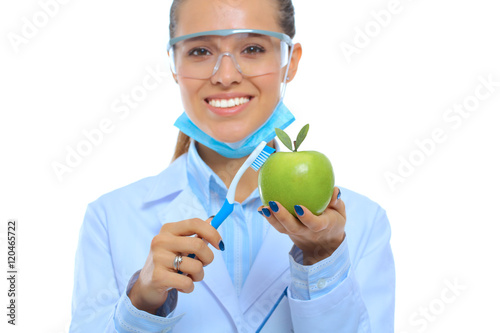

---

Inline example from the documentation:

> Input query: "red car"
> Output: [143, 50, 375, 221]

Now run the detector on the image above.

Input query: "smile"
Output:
[207, 97, 251, 108]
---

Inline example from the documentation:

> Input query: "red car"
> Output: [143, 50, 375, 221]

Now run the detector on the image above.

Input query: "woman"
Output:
[70, 0, 395, 332]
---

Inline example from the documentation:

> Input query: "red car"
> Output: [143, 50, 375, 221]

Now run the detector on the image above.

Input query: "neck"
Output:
[195, 141, 274, 203]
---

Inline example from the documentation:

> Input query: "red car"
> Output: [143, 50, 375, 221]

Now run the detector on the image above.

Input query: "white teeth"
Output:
[208, 97, 250, 108]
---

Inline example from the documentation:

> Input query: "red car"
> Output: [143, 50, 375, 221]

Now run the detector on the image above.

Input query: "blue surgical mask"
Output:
[174, 100, 295, 158]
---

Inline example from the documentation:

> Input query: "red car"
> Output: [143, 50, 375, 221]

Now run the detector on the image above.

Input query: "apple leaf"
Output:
[294, 124, 309, 152]
[275, 127, 293, 151]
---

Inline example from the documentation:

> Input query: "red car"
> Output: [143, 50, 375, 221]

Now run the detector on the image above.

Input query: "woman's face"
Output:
[173, 0, 300, 144]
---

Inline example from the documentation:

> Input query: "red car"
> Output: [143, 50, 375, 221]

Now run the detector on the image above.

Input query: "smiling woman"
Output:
[69, 0, 395, 332]
[171, 0, 300, 147]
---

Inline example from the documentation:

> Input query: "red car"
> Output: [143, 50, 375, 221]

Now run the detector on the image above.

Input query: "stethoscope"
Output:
[255, 287, 288, 333]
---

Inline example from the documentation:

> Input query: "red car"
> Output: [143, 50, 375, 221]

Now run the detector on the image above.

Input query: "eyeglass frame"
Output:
[166, 28, 295, 98]
[167, 29, 294, 76]
[167, 28, 294, 52]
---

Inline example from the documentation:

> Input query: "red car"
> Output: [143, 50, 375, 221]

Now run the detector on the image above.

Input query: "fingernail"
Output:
[269, 201, 279, 213]
[294, 205, 304, 216]
[219, 240, 225, 251]
[262, 208, 272, 217]
[257, 210, 264, 216]
[337, 189, 342, 200]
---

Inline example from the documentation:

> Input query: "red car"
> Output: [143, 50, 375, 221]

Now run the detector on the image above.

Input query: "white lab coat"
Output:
[70, 152, 395, 332]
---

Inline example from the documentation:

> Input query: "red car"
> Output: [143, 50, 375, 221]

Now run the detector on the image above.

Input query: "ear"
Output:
[284, 43, 302, 82]
[172, 72, 179, 84]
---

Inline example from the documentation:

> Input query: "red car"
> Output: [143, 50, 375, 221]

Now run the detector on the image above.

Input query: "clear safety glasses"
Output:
[167, 29, 294, 80]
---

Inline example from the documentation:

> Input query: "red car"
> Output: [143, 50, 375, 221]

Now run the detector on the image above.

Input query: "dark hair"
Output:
[169, 0, 296, 161]
[169, 0, 295, 38]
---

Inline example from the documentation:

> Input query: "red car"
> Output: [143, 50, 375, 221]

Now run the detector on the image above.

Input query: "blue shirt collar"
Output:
[186, 140, 228, 213]
[187, 140, 263, 209]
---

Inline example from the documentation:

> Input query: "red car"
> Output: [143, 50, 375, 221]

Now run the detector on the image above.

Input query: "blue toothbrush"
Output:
[182, 141, 275, 265]
[210, 141, 275, 230]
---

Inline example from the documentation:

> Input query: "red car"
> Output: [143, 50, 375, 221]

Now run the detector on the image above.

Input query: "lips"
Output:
[205, 94, 253, 116]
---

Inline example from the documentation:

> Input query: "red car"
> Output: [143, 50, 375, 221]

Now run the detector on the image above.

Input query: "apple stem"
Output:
[293, 140, 297, 152]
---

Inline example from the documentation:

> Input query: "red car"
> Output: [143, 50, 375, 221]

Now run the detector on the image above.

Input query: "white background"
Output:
[1, 0, 499, 332]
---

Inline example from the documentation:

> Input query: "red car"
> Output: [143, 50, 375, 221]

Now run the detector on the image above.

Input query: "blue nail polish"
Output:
[269, 201, 279, 213]
[262, 208, 272, 217]
[219, 240, 225, 251]
[258, 210, 264, 216]
[337, 189, 342, 200]
[294, 205, 304, 216]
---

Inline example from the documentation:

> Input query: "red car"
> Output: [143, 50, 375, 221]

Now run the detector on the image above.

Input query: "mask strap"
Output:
[280, 43, 295, 99]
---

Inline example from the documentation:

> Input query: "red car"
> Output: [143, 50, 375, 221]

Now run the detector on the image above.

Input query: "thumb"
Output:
[206, 215, 215, 224]
[331, 187, 346, 220]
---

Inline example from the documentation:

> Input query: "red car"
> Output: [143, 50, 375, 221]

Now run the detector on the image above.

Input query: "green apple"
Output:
[258, 124, 335, 217]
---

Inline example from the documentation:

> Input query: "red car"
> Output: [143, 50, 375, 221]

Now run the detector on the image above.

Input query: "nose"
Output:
[210, 52, 243, 86]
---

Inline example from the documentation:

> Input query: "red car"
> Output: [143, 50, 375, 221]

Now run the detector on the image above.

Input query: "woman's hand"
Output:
[128, 217, 222, 314]
[259, 187, 346, 266]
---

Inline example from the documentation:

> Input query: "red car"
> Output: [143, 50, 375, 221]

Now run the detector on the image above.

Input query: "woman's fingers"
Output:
[154, 235, 214, 266]
[261, 201, 308, 235]
[257, 187, 347, 265]
[169, 254, 205, 282]
[258, 187, 346, 235]
[297, 188, 346, 232]
[162, 218, 223, 251]
[155, 269, 196, 294]
[330, 187, 346, 220]
[293, 204, 329, 232]
[129, 217, 222, 313]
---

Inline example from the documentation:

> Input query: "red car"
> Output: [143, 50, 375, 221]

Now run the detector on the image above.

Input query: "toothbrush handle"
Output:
[211, 199, 234, 230]
[181, 199, 234, 270]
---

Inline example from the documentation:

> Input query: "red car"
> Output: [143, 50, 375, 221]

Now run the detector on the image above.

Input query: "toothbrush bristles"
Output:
[250, 145, 275, 171]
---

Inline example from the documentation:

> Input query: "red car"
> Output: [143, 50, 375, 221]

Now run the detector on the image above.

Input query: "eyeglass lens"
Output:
[170, 33, 288, 79]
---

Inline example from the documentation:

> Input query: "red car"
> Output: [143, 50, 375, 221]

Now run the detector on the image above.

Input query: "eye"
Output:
[242, 45, 265, 55]
[188, 48, 212, 57]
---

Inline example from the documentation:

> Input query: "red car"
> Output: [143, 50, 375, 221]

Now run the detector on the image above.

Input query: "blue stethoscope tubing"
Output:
[255, 287, 288, 333]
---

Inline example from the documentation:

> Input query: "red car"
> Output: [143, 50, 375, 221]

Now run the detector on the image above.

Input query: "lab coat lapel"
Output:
[202, 251, 241, 325]
[239, 225, 293, 313]
[156, 188, 208, 223]
[155, 186, 242, 325]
